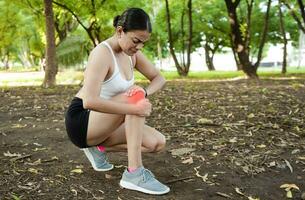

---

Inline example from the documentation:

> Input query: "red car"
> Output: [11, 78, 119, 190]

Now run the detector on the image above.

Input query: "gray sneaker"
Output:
[119, 167, 170, 195]
[83, 147, 113, 171]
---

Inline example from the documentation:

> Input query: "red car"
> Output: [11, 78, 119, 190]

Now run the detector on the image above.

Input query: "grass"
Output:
[0, 67, 305, 86]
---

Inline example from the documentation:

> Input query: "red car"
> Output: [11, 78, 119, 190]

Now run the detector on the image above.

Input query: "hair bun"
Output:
[113, 15, 120, 27]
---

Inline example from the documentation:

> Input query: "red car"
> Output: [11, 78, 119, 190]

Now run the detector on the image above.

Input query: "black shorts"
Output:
[65, 97, 90, 148]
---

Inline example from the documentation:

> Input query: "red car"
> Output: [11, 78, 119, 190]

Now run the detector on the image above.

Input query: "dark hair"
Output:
[113, 8, 152, 33]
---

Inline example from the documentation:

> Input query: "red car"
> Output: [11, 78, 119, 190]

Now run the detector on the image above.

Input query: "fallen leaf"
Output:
[211, 152, 218, 156]
[28, 168, 39, 174]
[297, 156, 305, 160]
[4, 151, 21, 157]
[256, 144, 266, 148]
[286, 190, 292, 198]
[280, 183, 299, 191]
[235, 187, 245, 196]
[197, 118, 213, 124]
[229, 137, 237, 143]
[11, 124, 27, 128]
[284, 160, 293, 173]
[247, 113, 255, 118]
[33, 143, 42, 146]
[32, 148, 47, 152]
[105, 174, 113, 179]
[114, 165, 125, 168]
[182, 157, 194, 164]
[268, 161, 276, 167]
[55, 174, 67, 180]
[71, 188, 77, 196]
[194, 166, 208, 182]
[216, 192, 232, 199]
[26, 159, 41, 166]
[291, 149, 300, 154]
[170, 148, 196, 156]
[70, 169, 83, 174]
[248, 197, 260, 200]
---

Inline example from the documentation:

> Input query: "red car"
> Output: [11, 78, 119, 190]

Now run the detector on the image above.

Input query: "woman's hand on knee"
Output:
[134, 99, 152, 117]
[124, 85, 145, 97]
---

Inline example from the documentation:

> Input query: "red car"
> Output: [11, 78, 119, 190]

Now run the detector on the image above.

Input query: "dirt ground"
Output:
[1, 79, 305, 200]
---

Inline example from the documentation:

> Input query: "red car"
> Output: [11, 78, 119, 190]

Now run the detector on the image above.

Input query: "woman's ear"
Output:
[116, 26, 123, 38]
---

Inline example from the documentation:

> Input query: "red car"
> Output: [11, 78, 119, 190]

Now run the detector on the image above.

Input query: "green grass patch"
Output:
[134, 70, 246, 80]
[1, 67, 305, 86]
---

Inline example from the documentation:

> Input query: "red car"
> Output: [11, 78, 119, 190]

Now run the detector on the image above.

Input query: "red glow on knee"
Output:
[127, 90, 145, 104]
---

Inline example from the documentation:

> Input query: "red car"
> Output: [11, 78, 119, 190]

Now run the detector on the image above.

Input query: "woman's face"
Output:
[118, 29, 151, 56]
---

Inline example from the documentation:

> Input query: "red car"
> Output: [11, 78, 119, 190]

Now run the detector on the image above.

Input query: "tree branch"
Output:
[297, 0, 305, 26]
[53, 1, 89, 32]
[254, 0, 272, 69]
[283, 1, 305, 33]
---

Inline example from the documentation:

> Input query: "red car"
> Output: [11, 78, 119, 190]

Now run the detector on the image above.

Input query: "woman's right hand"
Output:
[134, 99, 152, 117]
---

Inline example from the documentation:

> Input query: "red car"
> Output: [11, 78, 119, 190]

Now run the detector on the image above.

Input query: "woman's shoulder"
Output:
[88, 42, 112, 61]
[91, 42, 109, 55]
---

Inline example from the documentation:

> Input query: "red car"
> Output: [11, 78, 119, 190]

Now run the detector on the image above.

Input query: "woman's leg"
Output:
[86, 91, 166, 153]
[84, 92, 169, 194]
[101, 123, 166, 153]
[125, 114, 145, 169]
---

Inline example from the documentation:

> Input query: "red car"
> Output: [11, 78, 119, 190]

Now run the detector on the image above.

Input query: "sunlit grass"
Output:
[1, 66, 305, 86]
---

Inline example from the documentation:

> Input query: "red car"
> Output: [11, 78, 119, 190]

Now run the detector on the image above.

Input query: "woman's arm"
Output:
[82, 45, 149, 116]
[134, 51, 166, 96]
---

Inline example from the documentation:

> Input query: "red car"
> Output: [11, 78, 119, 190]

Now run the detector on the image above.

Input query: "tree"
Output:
[165, 0, 193, 76]
[283, 0, 305, 33]
[6, 0, 47, 69]
[43, 0, 57, 87]
[0, 0, 21, 69]
[278, 0, 288, 74]
[194, 0, 230, 71]
[224, 0, 272, 78]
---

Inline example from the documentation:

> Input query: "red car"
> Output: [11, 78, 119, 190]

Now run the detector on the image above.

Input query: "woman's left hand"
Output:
[124, 85, 145, 97]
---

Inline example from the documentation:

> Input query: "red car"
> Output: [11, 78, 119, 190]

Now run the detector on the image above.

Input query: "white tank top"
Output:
[100, 41, 134, 99]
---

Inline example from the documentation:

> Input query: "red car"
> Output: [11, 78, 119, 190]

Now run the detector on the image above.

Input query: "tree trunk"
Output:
[186, 0, 193, 72]
[204, 42, 215, 71]
[4, 51, 10, 70]
[43, 0, 57, 88]
[245, 0, 254, 54]
[181, 7, 186, 67]
[298, 0, 305, 26]
[230, 38, 242, 70]
[279, 0, 287, 74]
[164, 0, 184, 75]
[157, 36, 163, 70]
[253, 0, 271, 70]
[224, 0, 258, 78]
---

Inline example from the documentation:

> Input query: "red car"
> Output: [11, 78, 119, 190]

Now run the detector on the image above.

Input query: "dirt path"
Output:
[1, 79, 305, 199]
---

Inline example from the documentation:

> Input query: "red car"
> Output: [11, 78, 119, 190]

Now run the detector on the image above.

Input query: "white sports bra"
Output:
[99, 41, 134, 99]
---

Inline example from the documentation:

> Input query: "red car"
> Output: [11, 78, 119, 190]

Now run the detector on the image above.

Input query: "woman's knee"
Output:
[155, 134, 166, 152]
[146, 134, 166, 153]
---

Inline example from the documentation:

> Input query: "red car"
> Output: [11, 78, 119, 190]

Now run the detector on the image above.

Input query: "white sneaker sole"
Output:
[119, 180, 170, 195]
[83, 148, 114, 172]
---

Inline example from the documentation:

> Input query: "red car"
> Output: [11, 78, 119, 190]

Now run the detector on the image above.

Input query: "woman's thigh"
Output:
[86, 111, 124, 146]
[86, 93, 129, 146]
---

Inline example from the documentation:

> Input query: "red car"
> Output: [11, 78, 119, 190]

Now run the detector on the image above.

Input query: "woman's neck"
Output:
[107, 35, 122, 53]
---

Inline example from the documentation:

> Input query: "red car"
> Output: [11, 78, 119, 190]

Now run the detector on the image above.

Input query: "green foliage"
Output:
[56, 36, 88, 68]
[0, 0, 303, 74]
[0, 0, 44, 68]
[193, 0, 230, 52]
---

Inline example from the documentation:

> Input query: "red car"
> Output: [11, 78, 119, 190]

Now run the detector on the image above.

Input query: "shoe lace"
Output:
[94, 148, 109, 164]
[99, 152, 109, 164]
[142, 169, 155, 182]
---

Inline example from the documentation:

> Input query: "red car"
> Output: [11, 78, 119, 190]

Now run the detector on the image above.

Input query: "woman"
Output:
[65, 8, 170, 195]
